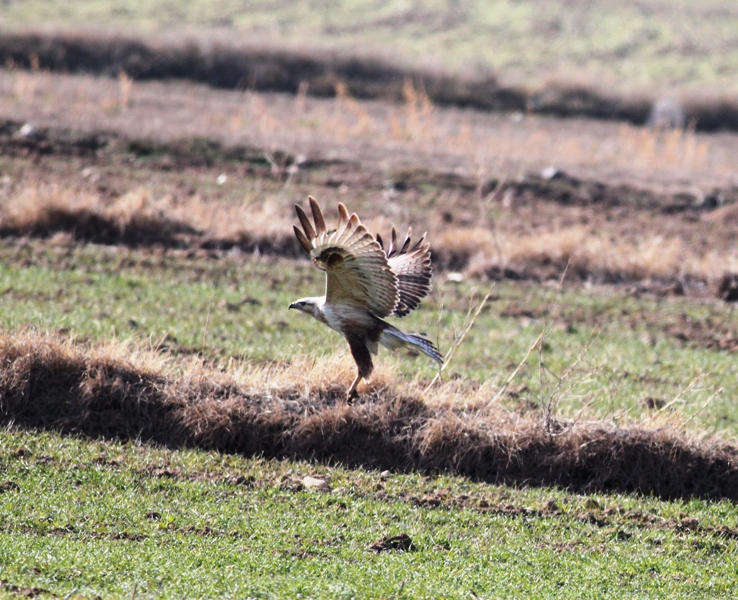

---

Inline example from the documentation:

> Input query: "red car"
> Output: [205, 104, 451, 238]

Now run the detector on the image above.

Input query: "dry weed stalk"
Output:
[334, 81, 375, 138]
[538, 328, 604, 435]
[616, 124, 708, 171]
[490, 331, 545, 407]
[117, 70, 133, 110]
[388, 79, 435, 142]
[425, 290, 492, 391]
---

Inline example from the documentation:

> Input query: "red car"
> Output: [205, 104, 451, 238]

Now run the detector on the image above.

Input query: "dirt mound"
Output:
[1, 331, 737, 501]
[0, 205, 198, 248]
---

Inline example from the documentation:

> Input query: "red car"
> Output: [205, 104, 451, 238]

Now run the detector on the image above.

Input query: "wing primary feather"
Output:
[376, 232, 384, 249]
[412, 232, 427, 251]
[399, 227, 412, 254]
[295, 204, 316, 240]
[349, 213, 360, 228]
[388, 227, 397, 256]
[308, 196, 327, 235]
[293, 225, 312, 254]
[337, 203, 350, 226]
[335, 203, 351, 238]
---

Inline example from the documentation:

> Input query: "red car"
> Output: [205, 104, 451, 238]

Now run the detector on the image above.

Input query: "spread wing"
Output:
[294, 197, 398, 318]
[376, 227, 432, 317]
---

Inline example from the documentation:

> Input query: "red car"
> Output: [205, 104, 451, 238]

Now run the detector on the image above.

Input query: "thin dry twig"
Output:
[425, 289, 492, 391]
[490, 330, 545, 406]
[652, 373, 705, 418]
[682, 386, 723, 427]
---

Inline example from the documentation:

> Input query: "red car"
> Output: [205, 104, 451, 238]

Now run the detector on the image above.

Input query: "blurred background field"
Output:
[3, 0, 738, 94]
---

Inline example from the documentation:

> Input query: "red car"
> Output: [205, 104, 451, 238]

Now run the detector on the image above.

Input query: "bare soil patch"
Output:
[2, 330, 738, 501]
[2, 70, 737, 191]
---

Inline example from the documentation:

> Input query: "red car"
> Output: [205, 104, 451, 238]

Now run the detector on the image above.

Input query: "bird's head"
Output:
[288, 297, 325, 320]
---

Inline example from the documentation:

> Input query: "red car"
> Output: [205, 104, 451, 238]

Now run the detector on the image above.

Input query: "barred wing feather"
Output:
[378, 227, 432, 317]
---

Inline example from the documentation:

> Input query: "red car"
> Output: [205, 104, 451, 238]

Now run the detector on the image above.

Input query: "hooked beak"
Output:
[288, 302, 298, 310]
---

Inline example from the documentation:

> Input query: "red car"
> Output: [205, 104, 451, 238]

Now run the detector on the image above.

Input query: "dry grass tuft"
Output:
[0, 184, 302, 255]
[458, 226, 731, 284]
[2, 329, 738, 501]
[0, 185, 197, 247]
[1, 179, 734, 286]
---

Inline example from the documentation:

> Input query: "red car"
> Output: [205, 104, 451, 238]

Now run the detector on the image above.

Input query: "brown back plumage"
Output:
[294, 196, 399, 318]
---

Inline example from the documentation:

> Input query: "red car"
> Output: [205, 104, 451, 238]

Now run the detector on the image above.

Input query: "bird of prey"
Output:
[289, 196, 443, 400]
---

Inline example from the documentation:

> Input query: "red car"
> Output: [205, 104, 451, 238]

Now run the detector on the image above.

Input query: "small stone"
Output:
[379, 470, 391, 480]
[17, 122, 37, 139]
[540, 166, 562, 180]
[302, 476, 330, 492]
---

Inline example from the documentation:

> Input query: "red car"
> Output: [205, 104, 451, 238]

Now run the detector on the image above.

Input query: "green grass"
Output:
[0, 241, 735, 435]
[0, 236, 737, 596]
[1, 428, 737, 598]
[2, 0, 738, 91]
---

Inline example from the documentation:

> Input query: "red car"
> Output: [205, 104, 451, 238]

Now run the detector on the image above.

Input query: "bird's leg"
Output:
[346, 335, 372, 403]
[346, 374, 362, 403]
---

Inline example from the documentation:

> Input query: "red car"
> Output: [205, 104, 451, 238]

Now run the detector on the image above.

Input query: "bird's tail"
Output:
[380, 325, 443, 365]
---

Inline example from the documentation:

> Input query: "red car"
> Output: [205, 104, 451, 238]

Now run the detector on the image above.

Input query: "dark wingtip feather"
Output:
[411, 232, 427, 252]
[295, 204, 316, 241]
[399, 227, 412, 254]
[293, 225, 312, 254]
[388, 227, 398, 257]
[308, 196, 326, 235]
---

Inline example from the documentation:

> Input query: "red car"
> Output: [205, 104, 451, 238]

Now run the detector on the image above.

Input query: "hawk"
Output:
[289, 196, 443, 400]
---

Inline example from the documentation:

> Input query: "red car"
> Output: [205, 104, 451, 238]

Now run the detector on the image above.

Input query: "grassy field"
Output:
[0, 5, 737, 596]
[3, 428, 738, 598]
[0, 241, 735, 435]
[2, 0, 738, 94]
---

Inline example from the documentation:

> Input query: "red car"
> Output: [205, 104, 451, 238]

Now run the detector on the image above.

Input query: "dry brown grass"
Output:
[2, 329, 738, 501]
[0, 185, 198, 247]
[0, 184, 303, 254]
[458, 226, 734, 284]
[1, 180, 736, 287]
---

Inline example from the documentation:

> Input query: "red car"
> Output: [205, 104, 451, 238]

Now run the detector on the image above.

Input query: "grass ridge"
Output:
[2, 330, 737, 501]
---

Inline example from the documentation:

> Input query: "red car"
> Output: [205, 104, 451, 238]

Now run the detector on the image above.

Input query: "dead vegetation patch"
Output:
[0, 186, 199, 248]
[4, 31, 738, 131]
[2, 330, 738, 501]
[1, 132, 737, 292]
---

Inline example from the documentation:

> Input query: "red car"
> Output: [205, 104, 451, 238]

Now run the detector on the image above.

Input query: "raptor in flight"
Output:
[289, 197, 443, 400]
